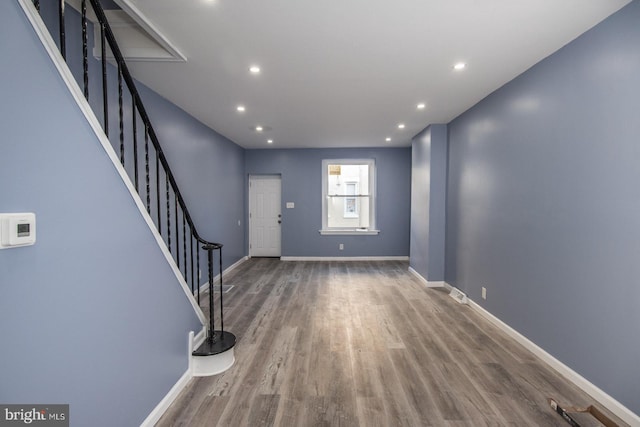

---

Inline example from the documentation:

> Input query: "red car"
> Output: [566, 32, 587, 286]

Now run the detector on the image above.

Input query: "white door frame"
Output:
[248, 175, 282, 257]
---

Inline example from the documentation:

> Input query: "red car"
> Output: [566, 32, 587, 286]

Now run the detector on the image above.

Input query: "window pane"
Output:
[327, 164, 369, 196]
[328, 195, 370, 227]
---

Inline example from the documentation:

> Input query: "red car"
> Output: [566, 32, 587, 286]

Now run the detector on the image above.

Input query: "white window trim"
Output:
[320, 158, 379, 235]
[319, 229, 380, 236]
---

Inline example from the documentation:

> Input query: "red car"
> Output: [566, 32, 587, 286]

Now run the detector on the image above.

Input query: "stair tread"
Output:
[192, 331, 236, 356]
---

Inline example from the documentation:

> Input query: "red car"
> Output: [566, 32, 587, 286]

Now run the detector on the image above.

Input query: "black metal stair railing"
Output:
[32, 0, 234, 355]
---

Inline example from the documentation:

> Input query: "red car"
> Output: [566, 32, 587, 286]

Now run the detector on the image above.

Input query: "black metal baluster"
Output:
[190, 234, 195, 295]
[196, 245, 200, 304]
[81, 0, 88, 99]
[58, 0, 66, 60]
[118, 64, 124, 165]
[218, 245, 225, 334]
[156, 153, 161, 234]
[166, 176, 171, 253]
[175, 196, 179, 268]
[132, 98, 139, 191]
[101, 23, 108, 137]
[183, 216, 187, 278]
[207, 247, 215, 338]
[144, 125, 150, 213]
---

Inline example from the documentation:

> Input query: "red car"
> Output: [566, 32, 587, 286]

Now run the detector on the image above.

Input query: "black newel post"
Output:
[218, 245, 225, 336]
[193, 242, 236, 357]
[206, 243, 218, 341]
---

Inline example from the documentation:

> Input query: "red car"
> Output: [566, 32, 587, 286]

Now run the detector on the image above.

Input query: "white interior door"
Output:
[249, 175, 282, 257]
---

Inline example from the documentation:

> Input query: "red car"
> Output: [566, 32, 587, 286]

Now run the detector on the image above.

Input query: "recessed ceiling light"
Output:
[249, 125, 272, 132]
[453, 62, 466, 71]
[236, 105, 246, 112]
[249, 65, 261, 74]
[398, 123, 405, 129]
[417, 103, 426, 110]
[385, 137, 391, 142]
[267, 139, 273, 144]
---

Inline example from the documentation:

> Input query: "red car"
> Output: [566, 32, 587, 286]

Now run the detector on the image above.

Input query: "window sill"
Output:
[319, 229, 380, 236]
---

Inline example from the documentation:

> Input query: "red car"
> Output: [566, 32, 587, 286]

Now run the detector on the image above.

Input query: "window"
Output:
[321, 159, 378, 235]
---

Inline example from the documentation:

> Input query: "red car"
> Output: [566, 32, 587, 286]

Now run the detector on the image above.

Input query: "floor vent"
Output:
[214, 285, 234, 293]
[449, 288, 468, 304]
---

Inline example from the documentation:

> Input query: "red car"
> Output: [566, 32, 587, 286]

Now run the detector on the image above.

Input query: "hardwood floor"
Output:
[157, 259, 625, 426]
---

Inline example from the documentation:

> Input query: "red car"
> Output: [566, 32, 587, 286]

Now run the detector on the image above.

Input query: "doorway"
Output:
[248, 175, 282, 257]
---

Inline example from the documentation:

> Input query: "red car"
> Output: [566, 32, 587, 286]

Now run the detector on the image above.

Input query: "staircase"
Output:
[25, 0, 235, 375]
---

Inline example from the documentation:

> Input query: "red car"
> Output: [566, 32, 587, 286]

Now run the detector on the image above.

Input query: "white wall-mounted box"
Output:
[0, 213, 36, 249]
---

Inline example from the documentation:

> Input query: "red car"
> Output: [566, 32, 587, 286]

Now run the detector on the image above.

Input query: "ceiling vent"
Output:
[66, 0, 186, 62]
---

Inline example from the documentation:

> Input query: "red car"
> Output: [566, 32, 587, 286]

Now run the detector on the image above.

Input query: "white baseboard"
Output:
[280, 256, 409, 261]
[227, 255, 250, 273]
[140, 368, 191, 427]
[408, 267, 446, 288]
[140, 369, 193, 427]
[198, 256, 249, 294]
[467, 298, 640, 426]
[140, 326, 208, 426]
[141, 330, 200, 427]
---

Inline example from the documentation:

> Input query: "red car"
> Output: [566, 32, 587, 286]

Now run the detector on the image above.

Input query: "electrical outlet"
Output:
[199, 270, 202, 279]
[339, 243, 344, 250]
[481, 287, 487, 300]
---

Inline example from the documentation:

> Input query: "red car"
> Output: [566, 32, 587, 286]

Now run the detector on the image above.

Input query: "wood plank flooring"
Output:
[157, 259, 626, 426]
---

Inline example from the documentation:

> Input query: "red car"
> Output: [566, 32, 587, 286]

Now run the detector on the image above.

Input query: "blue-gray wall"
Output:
[0, 2, 201, 426]
[137, 84, 246, 273]
[446, 1, 640, 413]
[410, 125, 447, 281]
[245, 148, 411, 257]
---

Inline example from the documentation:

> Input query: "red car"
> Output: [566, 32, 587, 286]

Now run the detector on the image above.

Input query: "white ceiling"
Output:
[120, 0, 629, 149]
